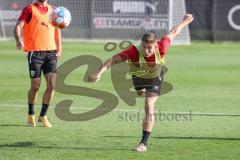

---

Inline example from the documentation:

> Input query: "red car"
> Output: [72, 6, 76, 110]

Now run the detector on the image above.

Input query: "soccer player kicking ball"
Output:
[13, 0, 62, 128]
[88, 14, 194, 152]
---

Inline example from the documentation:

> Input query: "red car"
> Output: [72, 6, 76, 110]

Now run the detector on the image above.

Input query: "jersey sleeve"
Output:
[18, 5, 32, 24]
[157, 36, 171, 58]
[118, 45, 138, 62]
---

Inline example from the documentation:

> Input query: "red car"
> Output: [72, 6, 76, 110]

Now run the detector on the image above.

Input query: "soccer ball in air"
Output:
[49, 6, 71, 29]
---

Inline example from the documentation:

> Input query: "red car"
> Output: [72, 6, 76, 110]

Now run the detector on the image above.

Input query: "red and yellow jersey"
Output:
[119, 36, 171, 78]
[119, 36, 171, 64]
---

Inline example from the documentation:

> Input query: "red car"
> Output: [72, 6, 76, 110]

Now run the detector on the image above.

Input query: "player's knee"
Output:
[144, 103, 155, 114]
[46, 74, 56, 91]
[31, 85, 40, 93]
[145, 108, 154, 115]
[145, 101, 154, 108]
[46, 85, 54, 93]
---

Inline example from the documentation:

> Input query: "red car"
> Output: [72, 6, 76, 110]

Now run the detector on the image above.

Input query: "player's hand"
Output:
[16, 40, 24, 50]
[88, 72, 101, 82]
[56, 50, 62, 61]
[182, 14, 194, 24]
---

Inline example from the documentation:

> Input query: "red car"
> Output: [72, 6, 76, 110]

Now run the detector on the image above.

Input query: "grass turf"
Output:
[0, 41, 240, 160]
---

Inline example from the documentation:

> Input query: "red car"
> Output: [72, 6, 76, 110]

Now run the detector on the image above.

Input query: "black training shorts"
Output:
[27, 50, 57, 78]
[132, 71, 164, 95]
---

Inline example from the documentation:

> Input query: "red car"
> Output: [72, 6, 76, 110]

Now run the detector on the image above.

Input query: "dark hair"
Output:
[141, 32, 157, 43]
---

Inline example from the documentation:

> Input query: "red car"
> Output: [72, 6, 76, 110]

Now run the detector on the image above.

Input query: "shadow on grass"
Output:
[0, 142, 37, 147]
[103, 135, 240, 141]
[0, 141, 128, 151]
[0, 124, 48, 128]
[0, 124, 27, 127]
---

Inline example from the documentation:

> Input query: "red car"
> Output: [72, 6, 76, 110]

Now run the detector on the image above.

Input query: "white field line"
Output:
[0, 103, 240, 116]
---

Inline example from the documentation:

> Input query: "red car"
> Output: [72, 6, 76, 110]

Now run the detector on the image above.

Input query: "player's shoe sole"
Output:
[28, 115, 36, 127]
[38, 116, 52, 128]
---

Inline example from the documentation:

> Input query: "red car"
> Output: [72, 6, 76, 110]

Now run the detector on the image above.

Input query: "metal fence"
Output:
[0, 0, 190, 44]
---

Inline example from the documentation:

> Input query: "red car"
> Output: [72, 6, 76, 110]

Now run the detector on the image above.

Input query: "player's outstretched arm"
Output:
[88, 54, 124, 82]
[166, 14, 194, 42]
[13, 20, 24, 50]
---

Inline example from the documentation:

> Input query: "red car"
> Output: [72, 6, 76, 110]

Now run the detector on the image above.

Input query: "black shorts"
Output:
[27, 50, 57, 78]
[132, 71, 164, 95]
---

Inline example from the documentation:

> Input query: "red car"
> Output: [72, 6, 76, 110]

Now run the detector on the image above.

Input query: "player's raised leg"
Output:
[135, 92, 158, 152]
[38, 73, 56, 128]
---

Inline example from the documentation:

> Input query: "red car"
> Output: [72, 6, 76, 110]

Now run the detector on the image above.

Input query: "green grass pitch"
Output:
[0, 41, 240, 160]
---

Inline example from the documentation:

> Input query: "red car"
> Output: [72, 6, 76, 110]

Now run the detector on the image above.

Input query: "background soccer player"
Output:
[88, 14, 194, 152]
[13, 0, 62, 128]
